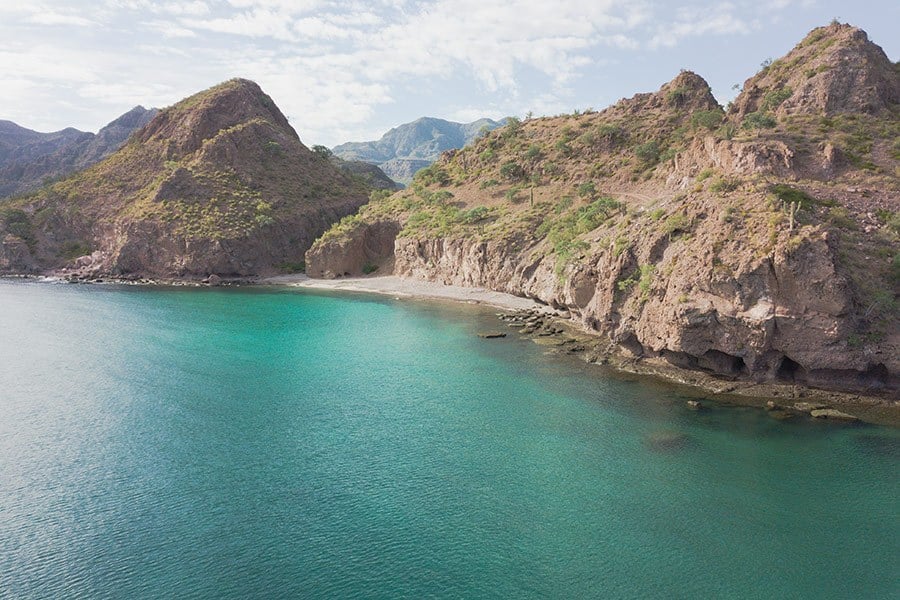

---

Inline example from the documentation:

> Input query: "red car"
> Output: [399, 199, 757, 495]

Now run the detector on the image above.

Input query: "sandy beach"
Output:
[262, 274, 552, 312]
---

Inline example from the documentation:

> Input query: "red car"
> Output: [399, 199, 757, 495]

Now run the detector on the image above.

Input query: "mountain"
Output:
[0, 107, 158, 198]
[308, 23, 900, 401]
[332, 116, 507, 183]
[0, 78, 370, 278]
[329, 156, 400, 191]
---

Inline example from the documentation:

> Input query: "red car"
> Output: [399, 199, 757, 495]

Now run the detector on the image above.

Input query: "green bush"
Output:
[0, 208, 34, 245]
[461, 206, 490, 223]
[760, 87, 792, 112]
[554, 196, 574, 214]
[415, 164, 451, 186]
[696, 168, 714, 182]
[525, 144, 542, 160]
[770, 184, 816, 209]
[433, 190, 453, 202]
[638, 264, 656, 300]
[311, 145, 333, 158]
[538, 197, 623, 269]
[741, 111, 777, 130]
[60, 240, 91, 260]
[596, 124, 625, 145]
[554, 139, 573, 156]
[577, 182, 596, 198]
[666, 86, 689, 107]
[277, 261, 306, 273]
[501, 117, 522, 139]
[715, 123, 737, 140]
[875, 209, 900, 234]
[709, 176, 741, 196]
[634, 141, 660, 165]
[369, 189, 393, 203]
[578, 132, 595, 146]
[505, 186, 523, 202]
[663, 213, 690, 237]
[499, 161, 525, 181]
[690, 109, 725, 130]
[617, 273, 636, 291]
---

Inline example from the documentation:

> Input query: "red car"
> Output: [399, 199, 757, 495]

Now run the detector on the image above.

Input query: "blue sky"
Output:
[1, 1, 897, 147]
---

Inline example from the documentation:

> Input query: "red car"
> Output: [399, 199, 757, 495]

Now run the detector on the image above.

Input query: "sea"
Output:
[0, 279, 897, 599]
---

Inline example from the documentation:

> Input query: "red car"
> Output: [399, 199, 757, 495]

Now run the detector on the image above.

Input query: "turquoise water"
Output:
[0, 280, 897, 599]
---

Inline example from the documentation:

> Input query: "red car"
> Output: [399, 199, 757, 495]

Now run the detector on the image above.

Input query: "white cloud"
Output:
[649, 7, 753, 48]
[144, 20, 197, 38]
[184, 9, 299, 41]
[225, 0, 323, 14]
[78, 81, 177, 106]
[26, 12, 97, 26]
[0, 0, 868, 145]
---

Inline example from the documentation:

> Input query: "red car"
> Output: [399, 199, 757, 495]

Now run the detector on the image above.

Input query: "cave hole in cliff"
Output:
[700, 350, 748, 377]
[775, 356, 804, 382]
[862, 363, 890, 388]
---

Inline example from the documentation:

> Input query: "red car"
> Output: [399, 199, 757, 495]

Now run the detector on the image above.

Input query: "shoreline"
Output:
[5, 272, 898, 425]
[261, 273, 556, 312]
[262, 274, 899, 426]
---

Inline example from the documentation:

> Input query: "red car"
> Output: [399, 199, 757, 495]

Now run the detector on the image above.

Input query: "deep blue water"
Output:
[0, 279, 897, 599]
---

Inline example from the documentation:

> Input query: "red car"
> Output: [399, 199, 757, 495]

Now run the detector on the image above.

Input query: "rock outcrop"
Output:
[0, 79, 370, 278]
[308, 24, 900, 399]
[730, 23, 900, 118]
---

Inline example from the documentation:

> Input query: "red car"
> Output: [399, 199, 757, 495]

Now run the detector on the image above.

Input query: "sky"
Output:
[0, 1, 897, 147]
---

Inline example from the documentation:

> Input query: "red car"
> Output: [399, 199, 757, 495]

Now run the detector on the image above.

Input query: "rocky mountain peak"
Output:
[104, 106, 156, 130]
[730, 22, 900, 118]
[137, 78, 296, 155]
[611, 70, 719, 116]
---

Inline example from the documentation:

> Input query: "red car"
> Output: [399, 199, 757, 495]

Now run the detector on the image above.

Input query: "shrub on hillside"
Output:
[690, 109, 725, 130]
[499, 161, 525, 181]
[634, 141, 660, 165]
[741, 111, 777, 130]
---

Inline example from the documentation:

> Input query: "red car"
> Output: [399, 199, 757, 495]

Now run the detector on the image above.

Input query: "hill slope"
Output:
[0, 79, 370, 278]
[308, 23, 900, 399]
[0, 107, 158, 198]
[333, 116, 507, 183]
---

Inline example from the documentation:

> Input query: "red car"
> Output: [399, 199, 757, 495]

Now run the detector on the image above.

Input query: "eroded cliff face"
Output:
[308, 24, 899, 397]
[0, 79, 370, 278]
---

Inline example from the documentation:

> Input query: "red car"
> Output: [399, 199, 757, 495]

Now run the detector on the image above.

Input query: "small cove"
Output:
[0, 279, 897, 599]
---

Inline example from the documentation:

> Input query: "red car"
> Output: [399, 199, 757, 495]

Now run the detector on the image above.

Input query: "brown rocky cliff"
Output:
[307, 24, 899, 398]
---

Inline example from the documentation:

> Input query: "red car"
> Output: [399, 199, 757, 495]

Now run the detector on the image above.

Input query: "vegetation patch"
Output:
[709, 176, 741, 196]
[0, 208, 36, 247]
[690, 109, 725, 130]
[634, 141, 660, 165]
[741, 111, 777, 130]
[277, 261, 306, 273]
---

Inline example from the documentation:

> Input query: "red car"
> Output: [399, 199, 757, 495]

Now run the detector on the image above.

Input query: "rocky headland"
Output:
[307, 24, 900, 406]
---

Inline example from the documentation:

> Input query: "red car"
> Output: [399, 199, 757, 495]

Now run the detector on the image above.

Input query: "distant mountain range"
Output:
[0, 107, 158, 198]
[332, 116, 508, 184]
